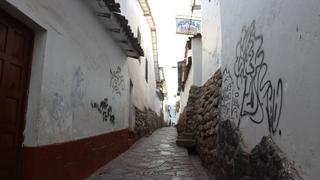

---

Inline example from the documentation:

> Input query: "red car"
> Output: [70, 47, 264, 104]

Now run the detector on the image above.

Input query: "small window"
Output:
[137, 28, 141, 45]
[138, 28, 142, 64]
[145, 58, 148, 82]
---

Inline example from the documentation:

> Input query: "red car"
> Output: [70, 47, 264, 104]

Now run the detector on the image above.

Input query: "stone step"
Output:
[183, 128, 194, 133]
[176, 138, 196, 148]
[177, 135, 194, 139]
[181, 132, 194, 139]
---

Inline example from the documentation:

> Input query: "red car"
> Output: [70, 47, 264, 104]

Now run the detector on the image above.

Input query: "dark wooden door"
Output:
[0, 10, 33, 179]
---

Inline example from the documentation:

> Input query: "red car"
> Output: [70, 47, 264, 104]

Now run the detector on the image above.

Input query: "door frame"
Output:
[0, 8, 35, 178]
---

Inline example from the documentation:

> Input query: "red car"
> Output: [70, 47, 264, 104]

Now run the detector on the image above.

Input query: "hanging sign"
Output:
[176, 18, 201, 35]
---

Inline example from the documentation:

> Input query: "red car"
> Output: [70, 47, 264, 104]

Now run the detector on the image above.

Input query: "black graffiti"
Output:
[110, 66, 125, 95]
[222, 20, 283, 134]
[91, 98, 115, 124]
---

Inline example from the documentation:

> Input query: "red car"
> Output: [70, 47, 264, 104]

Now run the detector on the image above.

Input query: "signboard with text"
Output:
[176, 18, 201, 35]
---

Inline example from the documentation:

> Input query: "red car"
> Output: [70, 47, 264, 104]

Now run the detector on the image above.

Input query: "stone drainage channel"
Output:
[88, 127, 215, 180]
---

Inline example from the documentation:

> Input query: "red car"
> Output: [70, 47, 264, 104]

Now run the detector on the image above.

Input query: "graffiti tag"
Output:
[110, 66, 125, 95]
[221, 20, 283, 134]
[91, 98, 115, 124]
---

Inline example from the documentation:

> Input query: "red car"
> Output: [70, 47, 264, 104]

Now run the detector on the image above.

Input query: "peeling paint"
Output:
[51, 92, 71, 122]
[70, 66, 87, 107]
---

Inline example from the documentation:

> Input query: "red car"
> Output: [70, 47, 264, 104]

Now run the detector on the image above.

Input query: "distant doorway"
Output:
[0, 9, 33, 179]
[128, 80, 135, 131]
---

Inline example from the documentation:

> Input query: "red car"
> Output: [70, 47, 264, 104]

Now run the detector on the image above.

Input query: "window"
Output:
[145, 58, 148, 82]
[137, 28, 142, 64]
[137, 28, 141, 44]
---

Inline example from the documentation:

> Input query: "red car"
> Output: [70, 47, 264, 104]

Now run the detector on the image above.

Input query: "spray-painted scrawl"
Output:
[221, 20, 283, 134]
[91, 98, 115, 124]
[110, 66, 125, 95]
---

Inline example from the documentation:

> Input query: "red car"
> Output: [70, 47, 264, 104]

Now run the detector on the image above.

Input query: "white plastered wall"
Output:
[191, 37, 202, 86]
[177, 37, 202, 120]
[179, 60, 193, 115]
[4, 0, 132, 146]
[201, 0, 320, 179]
[201, 0, 222, 85]
[117, 0, 161, 115]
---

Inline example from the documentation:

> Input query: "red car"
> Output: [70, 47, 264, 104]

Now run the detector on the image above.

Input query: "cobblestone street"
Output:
[88, 127, 214, 180]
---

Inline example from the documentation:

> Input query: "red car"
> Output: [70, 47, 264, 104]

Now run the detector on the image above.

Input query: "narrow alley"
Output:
[0, 0, 320, 179]
[88, 127, 213, 180]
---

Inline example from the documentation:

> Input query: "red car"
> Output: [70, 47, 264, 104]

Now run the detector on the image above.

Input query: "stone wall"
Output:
[214, 120, 303, 180]
[176, 107, 187, 134]
[134, 107, 163, 139]
[177, 69, 303, 180]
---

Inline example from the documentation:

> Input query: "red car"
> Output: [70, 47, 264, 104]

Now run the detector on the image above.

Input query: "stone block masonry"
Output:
[134, 107, 164, 139]
[177, 69, 303, 180]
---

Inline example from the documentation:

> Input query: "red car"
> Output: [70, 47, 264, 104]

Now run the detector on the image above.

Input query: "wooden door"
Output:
[0, 10, 33, 179]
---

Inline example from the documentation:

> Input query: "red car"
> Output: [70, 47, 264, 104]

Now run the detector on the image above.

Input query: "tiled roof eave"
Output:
[89, 0, 144, 59]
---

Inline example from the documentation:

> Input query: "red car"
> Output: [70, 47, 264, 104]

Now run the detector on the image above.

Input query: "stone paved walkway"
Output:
[87, 127, 214, 180]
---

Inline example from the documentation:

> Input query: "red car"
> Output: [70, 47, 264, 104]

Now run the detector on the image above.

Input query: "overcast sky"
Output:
[149, 0, 193, 105]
